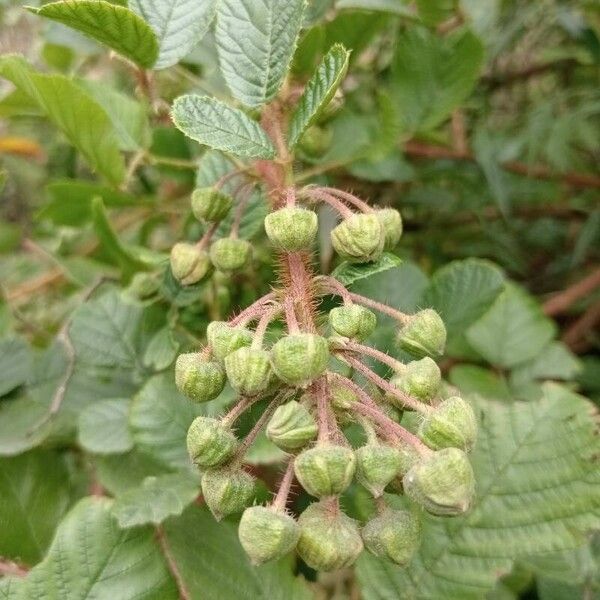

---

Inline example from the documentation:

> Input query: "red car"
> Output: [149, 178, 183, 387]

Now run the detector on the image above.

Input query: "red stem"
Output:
[317, 186, 374, 213]
[335, 339, 406, 373]
[272, 457, 296, 512]
[299, 187, 354, 219]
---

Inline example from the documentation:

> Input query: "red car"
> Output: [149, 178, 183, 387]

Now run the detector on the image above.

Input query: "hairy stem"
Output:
[229, 292, 277, 326]
[272, 457, 296, 512]
[317, 186, 374, 213]
[298, 187, 354, 218]
[332, 339, 406, 373]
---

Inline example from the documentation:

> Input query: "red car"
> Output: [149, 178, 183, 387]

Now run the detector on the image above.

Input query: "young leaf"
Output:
[215, 0, 306, 107]
[171, 95, 276, 159]
[357, 384, 600, 600]
[0, 55, 125, 185]
[78, 398, 134, 455]
[112, 473, 199, 528]
[288, 44, 350, 148]
[0, 335, 31, 397]
[129, 0, 216, 69]
[332, 252, 402, 286]
[28, 0, 159, 68]
[6, 497, 178, 599]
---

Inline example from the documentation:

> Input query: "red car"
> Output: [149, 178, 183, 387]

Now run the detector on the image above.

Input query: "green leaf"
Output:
[6, 497, 178, 599]
[0, 336, 32, 397]
[162, 504, 314, 599]
[336, 0, 413, 14]
[112, 473, 199, 527]
[0, 55, 125, 185]
[0, 397, 54, 456]
[78, 398, 134, 454]
[466, 284, 556, 369]
[449, 364, 512, 401]
[421, 259, 505, 337]
[143, 326, 179, 371]
[171, 95, 276, 159]
[332, 252, 402, 286]
[129, 0, 216, 69]
[510, 342, 582, 388]
[288, 44, 350, 148]
[29, 0, 159, 68]
[215, 0, 306, 107]
[0, 450, 72, 564]
[357, 383, 600, 600]
[391, 27, 484, 131]
[246, 430, 287, 465]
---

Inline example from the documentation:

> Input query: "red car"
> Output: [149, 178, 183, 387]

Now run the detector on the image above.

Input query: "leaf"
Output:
[357, 383, 600, 600]
[6, 497, 178, 599]
[215, 0, 306, 107]
[332, 252, 402, 286]
[112, 473, 199, 527]
[336, 0, 413, 14]
[129, 0, 216, 69]
[29, 0, 159, 68]
[466, 284, 556, 369]
[171, 95, 276, 159]
[0, 336, 32, 397]
[78, 398, 134, 454]
[288, 44, 350, 148]
[0, 450, 72, 564]
[0, 55, 125, 185]
[143, 326, 179, 371]
[245, 430, 287, 465]
[421, 259, 505, 337]
[449, 365, 512, 401]
[162, 504, 314, 599]
[0, 397, 54, 456]
[390, 27, 484, 131]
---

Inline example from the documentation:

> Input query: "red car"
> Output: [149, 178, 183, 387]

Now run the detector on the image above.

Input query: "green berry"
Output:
[225, 347, 274, 396]
[418, 396, 477, 452]
[376, 208, 403, 250]
[397, 309, 447, 358]
[186, 416, 239, 468]
[206, 321, 253, 362]
[270, 333, 329, 387]
[264, 207, 318, 252]
[331, 213, 384, 263]
[201, 468, 255, 520]
[238, 506, 299, 565]
[362, 509, 420, 566]
[299, 125, 333, 157]
[266, 401, 318, 452]
[294, 444, 356, 497]
[209, 238, 252, 272]
[170, 243, 211, 286]
[191, 187, 232, 222]
[355, 443, 403, 497]
[329, 305, 376, 341]
[175, 353, 225, 402]
[329, 382, 359, 425]
[388, 357, 441, 404]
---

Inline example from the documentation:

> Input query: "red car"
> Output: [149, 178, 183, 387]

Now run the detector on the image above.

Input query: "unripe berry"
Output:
[191, 187, 232, 222]
[329, 382, 359, 425]
[418, 396, 477, 452]
[329, 305, 376, 341]
[224, 347, 275, 396]
[238, 506, 300, 565]
[297, 501, 363, 571]
[331, 213, 384, 263]
[397, 309, 447, 358]
[299, 125, 333, 158]
[376, 208, 403, 250]
[186, 416, 239, 468]
[175, 353, 225, 402]
[362, 509, 420, 566]
[266, 401, 318, 452]
[403, 448, 475, 516]
[170, 243, 211, 286]
[209, 238, 251, 272]
[206, 321, 253, 362]
[270, 333, 329, 387]
[294, 444, 356, 497]
[264, 207, 318, 252]
[385, 443, 421, 494]
[201, 468, 255, 520]
[388, 357, 441, 404]
[355, 443, 403, 497]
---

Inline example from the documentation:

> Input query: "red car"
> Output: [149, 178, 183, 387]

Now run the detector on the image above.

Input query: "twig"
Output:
[562, 300, 600, 353]
[156, 526, 192, 600]
[272, 457, 296, 512]
[543, 268, 600, 316]
[333, 339, 405, 373]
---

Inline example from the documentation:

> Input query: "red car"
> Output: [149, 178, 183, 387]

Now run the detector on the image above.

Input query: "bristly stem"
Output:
[221, 395, 259, 427]
[272, 457, 296, 512]
[298, 187, 354, 219]
[332, 339, 406, 373]
[314, 274, 352, 305]
[196, 222, 219, 250]
[314, 377, 332, 442]
[316, 186, 374, 213]
[251, 304, 282, 349]
[229, 292, 277, 326]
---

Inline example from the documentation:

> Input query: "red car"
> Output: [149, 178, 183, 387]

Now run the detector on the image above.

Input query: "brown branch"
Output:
[543, 268, 600, 316]
[483, 58, 578, 89]
[562, 300, 600, 353]
[156, 526, 191, 600]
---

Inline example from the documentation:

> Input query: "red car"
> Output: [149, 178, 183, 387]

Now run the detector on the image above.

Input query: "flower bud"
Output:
[224, 347, 274, 396]
[175, 353, 225, 402]
[209, 238, 251, 272]
[418, 396, 477, 452]
[376, 208, 403, 250]
[201, 468, 255, 520]
[329, 382, 359, 424]
[388, 357, 441, 404]
[206, 321, 253, 362]
[266, 401, 318, 452]
[170, 243, 211, 286]
[299, 125, 333, 157]
[294, 444, 356, 497]
[362, 509, 420, 566]
[329, 305, 376, 341]
[264, 207, 318, 252]
[186, 416, 239, 468]
[355, 443, 403, 497]
[403, 448, 475, 516]
[270, 334, 329, 387]
[297, 501, 363, 571]
[331, 213, 384, 263]
[191, 187, 232, 222]
[125, 272, 160, 300]
[385, 443, 421, 494]
[238, 506, 300, 565]
[396, 309, 446, 358]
